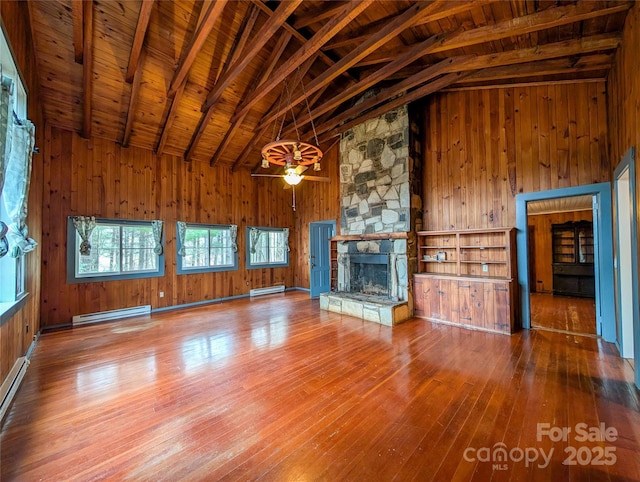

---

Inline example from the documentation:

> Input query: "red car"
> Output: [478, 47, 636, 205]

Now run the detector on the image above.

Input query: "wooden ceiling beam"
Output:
[213, 31, 293, 167]
[125, 0, 154, 83]
[184, 3, 263, 161]
[251, 0, 357, 83]
[456, 33, 620, 72]
[231, 0, 373, 124]
[457, 55, 613, 84]
[320, 0, 497, 53]
[314, 34, 620, 141]
[254, 0, 442, 133]
[202, 0, 301, 112]
[320, 71, 474, 143]
[156, 0, 222, 155]
[428, 1, 631, 55]
[310, 57, 466, 139]
[292, 2, 350, 30]
[81, 0, 93, 139]
[122, 51, 146, 147]
[71, 0, 84, 63]
[355, 1, 631, 68]
[291, 3, 628, 135]
[168, 0, 228, 97]
[411, 0, 498, 26]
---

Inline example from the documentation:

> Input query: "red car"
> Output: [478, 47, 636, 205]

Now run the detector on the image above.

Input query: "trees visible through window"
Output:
[246, 227, 289, 268]
[177, 223, 238, 274]
[76, 224, 158, 276]
[67, 218, 164, 283]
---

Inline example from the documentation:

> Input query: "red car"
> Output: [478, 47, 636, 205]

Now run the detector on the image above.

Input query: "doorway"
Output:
[309, 221, 335, 298]
[613, 147, 639, 387]
[527, 200, 596, 336]
[516, 183, 616, 343]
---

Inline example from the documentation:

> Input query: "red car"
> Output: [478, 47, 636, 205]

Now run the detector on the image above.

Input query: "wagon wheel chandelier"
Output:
[260, 70, 323, 186]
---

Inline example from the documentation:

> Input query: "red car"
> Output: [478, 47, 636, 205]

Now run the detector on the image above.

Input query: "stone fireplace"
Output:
[320, 102, 422, 326]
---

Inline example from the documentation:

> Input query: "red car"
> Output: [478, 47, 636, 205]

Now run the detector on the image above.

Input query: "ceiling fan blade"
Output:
[294, 165, 308, 175]
[302, 175, 330, 182]
[251, 173, 284, 178]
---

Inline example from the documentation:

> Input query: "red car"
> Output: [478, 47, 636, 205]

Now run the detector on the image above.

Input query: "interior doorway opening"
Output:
[527, 196, 597, 336]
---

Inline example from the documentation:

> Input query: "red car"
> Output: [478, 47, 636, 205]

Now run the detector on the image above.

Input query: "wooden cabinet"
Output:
[414, 228, 518, 334]
[551, 221, 594, 297]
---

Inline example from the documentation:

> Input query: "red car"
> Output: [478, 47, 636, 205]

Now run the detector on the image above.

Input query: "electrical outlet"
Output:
[482, 264, 489, 273]
[159, 291, 164, 298]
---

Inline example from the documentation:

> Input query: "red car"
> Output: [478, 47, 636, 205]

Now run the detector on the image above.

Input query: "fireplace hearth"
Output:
[320, 234, 412, 326]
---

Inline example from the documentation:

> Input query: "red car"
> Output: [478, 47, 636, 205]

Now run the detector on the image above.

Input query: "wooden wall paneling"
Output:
[39, 128, 297, 326]
[554, 84, 569, 187]
[546, 85, 558, 191]
[423, 83, 610, 231]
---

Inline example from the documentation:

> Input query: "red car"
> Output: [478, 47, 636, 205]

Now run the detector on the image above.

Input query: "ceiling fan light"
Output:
[261, 157, 269, 168]
[283, 168, 303, 186]
[293, 149, 302, 161]
[313, 161, 321, 171]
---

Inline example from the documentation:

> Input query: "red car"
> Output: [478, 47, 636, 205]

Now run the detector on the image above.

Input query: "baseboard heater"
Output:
[249, 285, 285, 297]
[72, 305, 151, 326]
[0, 356, 29, 422]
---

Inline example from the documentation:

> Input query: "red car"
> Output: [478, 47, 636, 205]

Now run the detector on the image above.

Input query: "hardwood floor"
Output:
[530, 292, 597, 335]
[2, 291, 639, 481]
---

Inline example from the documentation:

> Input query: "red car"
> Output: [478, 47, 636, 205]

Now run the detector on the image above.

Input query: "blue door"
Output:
[309, 221, 335, 298]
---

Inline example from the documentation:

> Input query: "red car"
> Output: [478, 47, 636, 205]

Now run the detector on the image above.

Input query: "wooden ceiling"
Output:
[24, 0, 631, 170]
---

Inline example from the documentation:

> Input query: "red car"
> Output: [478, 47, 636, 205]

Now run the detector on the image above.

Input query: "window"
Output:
[67, 218, 164, 283]
[246, 227, 289, 269]
[177, 223, 238, 274]
[1, 25, 29, 314]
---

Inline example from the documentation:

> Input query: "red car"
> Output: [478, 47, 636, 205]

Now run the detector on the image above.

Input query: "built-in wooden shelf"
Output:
[414, 227, 518, 334]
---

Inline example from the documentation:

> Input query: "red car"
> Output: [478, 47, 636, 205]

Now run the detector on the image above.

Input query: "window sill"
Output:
[0, 293, 28, 327]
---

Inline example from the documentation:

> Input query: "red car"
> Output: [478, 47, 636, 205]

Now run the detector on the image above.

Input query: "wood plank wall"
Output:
[528, 210, 593, 294]
[292, 142, 341, 289]
[421, 83, 610, 231]
[40, 128, 295, 327]
[608, 3, 640, 274]
[0, 3, 45, 384]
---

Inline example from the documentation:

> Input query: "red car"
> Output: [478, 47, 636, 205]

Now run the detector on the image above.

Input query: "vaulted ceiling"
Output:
[24, 0, 631, 171]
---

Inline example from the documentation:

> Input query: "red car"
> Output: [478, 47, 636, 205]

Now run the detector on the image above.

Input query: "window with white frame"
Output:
[176, 223, 238, 274]
[1, 25, 29, 312]
[67, 218, 164, 283]
[246, 227, 289, 268]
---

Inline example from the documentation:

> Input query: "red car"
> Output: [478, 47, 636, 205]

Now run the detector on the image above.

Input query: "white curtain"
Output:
[0, 76, 11, 258]
[0, 76, 10, 199]
[72, 216, 96, 255]
[283, 228, 290, 252]
[151, 220, 163, 255]
[249, 227, 262, 254]
[176, 221, 187, 256]
[3, 112, 37, 258]
[229, 224, 238, 252]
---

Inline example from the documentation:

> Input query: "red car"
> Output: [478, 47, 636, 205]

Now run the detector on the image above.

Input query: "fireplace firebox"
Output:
[349, 254, 390, 297]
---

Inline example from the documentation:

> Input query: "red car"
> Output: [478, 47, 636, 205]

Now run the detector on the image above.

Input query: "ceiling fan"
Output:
[251, 164, 329, 186]
[251, 164, 330, 211]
